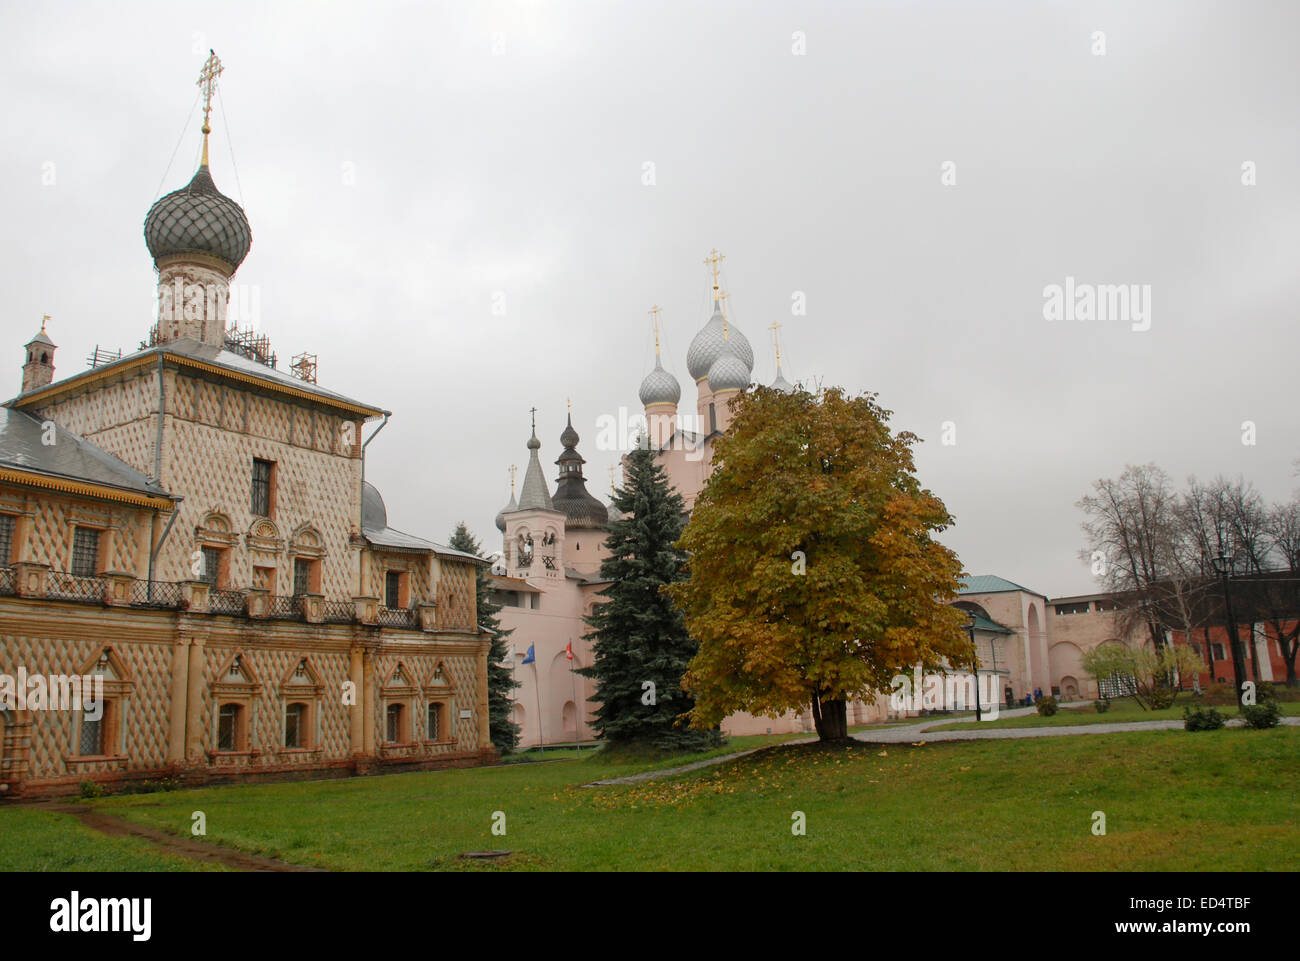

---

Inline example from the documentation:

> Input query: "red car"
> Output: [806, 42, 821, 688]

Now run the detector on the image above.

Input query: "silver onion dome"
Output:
[686, 300, 754, 381]
[495, 491, 517, 532]
[638, 357, 681, 406]
[707, 352, 751, 393]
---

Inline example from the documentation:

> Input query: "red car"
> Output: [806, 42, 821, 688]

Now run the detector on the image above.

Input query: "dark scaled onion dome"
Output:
[144, 165, 252, 272]
[638, 356, 682, 406]
[552, 414, 608, 530]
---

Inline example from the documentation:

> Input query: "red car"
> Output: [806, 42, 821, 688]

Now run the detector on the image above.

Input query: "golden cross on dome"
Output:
[649, 304, 662, 356]
[769, 320, 784, 367]
[704, 248, 725, 293]
[197, 50, 224, 166]
[567, 396, 572, 413]
[41, 314, 50, 332]
[508, 464, 517, 494]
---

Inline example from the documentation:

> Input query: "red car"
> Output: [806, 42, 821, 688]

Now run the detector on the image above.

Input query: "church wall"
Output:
[155, 376, 363, 599]
[32, 367, 162, 479]
[0, 488, 151, 576]
[0, 593, 492, 797]
[28, 366, 368, 602]
[498, 574, 597, 748]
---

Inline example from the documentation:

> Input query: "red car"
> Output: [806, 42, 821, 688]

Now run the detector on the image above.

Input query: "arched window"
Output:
[40, 352, 47, 364]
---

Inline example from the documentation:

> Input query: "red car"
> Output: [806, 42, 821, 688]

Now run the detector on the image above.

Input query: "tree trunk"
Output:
[815, 697, 848, 742]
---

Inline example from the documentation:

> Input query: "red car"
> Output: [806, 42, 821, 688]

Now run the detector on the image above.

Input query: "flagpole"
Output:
[570, 640, 580, 755]
[532, 658, 544, 755]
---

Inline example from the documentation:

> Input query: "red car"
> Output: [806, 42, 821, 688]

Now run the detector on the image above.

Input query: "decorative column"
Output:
[362, 647, 376, 754]
[167, 634, 191, 763]
[477, 638, 491, 750]
[185, 633, 206, 761]
[349, 645, 364, 755]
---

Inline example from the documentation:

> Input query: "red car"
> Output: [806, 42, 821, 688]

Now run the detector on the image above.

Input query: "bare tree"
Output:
[1263, 498, 1300, 687]
[1078, 464, 1181, 662]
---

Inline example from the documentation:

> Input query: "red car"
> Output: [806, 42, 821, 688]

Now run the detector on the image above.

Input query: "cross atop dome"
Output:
[704, 248, 725, 294]
[197, 50, 224, 167]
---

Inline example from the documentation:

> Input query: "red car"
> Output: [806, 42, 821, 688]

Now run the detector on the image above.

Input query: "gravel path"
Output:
[581, 707, 1297, 785]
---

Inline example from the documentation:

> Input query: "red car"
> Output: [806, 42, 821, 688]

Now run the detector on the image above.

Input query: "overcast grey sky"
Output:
[3, 0, 1298, 598]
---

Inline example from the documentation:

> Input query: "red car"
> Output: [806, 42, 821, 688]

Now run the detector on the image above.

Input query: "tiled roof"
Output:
[0, 406, 174, 503]
[10, 338, 386, 416]
[958, 574, 1044, 597]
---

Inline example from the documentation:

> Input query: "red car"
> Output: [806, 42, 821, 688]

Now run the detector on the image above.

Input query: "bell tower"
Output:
[21, 316, 56, 394]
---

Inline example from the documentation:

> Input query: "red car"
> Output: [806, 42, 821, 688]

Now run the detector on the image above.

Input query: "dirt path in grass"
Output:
[44, 803, 325, 872]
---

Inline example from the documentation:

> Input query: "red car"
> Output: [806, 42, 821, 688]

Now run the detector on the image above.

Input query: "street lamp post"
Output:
[1211, 554, 1249, 705]
[966, 612, 982, 722]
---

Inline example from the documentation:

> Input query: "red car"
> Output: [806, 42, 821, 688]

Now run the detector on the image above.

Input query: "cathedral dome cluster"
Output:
[144, 165, 252, 273]
[685, 300, 755, 386]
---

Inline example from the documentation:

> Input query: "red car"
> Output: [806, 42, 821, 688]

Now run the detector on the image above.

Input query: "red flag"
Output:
[565, 642, 573, 660]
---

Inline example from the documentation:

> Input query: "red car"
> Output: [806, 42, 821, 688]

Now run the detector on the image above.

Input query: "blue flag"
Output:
[521, 644, 535, 665]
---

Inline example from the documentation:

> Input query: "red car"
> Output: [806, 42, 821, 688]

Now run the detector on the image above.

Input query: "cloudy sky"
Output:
[3, 0, 1297, 598]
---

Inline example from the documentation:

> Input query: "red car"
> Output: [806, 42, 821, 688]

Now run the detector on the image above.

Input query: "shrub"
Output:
[79, 780, 105, 799]
[1183, 705, 1226, 731]
[1148, 687, 1176, 710]
[1240, 700, 1281, 729]
[1255, 681, 1276, 702]
[1036, 695, 1058, 717]
[1093, 698, 1110, 713]
[120, 776, 184, 796]
[1202, 682, 1235, 706]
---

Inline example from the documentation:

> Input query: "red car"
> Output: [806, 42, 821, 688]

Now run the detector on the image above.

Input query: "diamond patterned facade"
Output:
[0, 156, 495, 797]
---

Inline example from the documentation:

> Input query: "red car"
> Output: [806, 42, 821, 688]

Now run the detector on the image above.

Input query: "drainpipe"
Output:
[145, 352, 171, 600]
[360, 412, 389, 490]
[147, 500, 183, 601]
[358, 413, 390, 596]
[153, 353, 165, 482]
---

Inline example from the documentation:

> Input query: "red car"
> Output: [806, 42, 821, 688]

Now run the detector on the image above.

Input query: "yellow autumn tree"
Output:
[668, 385, 970, 741]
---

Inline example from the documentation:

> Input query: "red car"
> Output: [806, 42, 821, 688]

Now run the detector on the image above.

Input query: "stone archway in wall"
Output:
[549, 651, 584, 745]
[1026, 603, 1046, 692]
[1059, 675, 1080, 699]
[1050, 641, 1086, 700]
[509, 702, 528, 747]
[561, 701, 577, 742]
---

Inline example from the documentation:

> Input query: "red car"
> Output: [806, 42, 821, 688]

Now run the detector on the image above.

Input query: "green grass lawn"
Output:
[9, 726, 1289, 871]
[922, 696, 1300, 731]
[0, 807, 228, 872]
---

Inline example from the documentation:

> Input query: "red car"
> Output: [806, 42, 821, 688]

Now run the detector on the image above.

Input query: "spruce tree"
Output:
[448, 522, 520, 754]
[577, 445, 720, 751]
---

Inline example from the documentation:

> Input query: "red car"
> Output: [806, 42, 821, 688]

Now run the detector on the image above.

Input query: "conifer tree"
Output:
[578, 445, 720, 750]
[448, 522, 520, 754]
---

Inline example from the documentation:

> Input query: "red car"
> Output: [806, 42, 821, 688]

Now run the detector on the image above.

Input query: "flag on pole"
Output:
[565, 642, 573, 660]
[522, 644, 535, 665]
